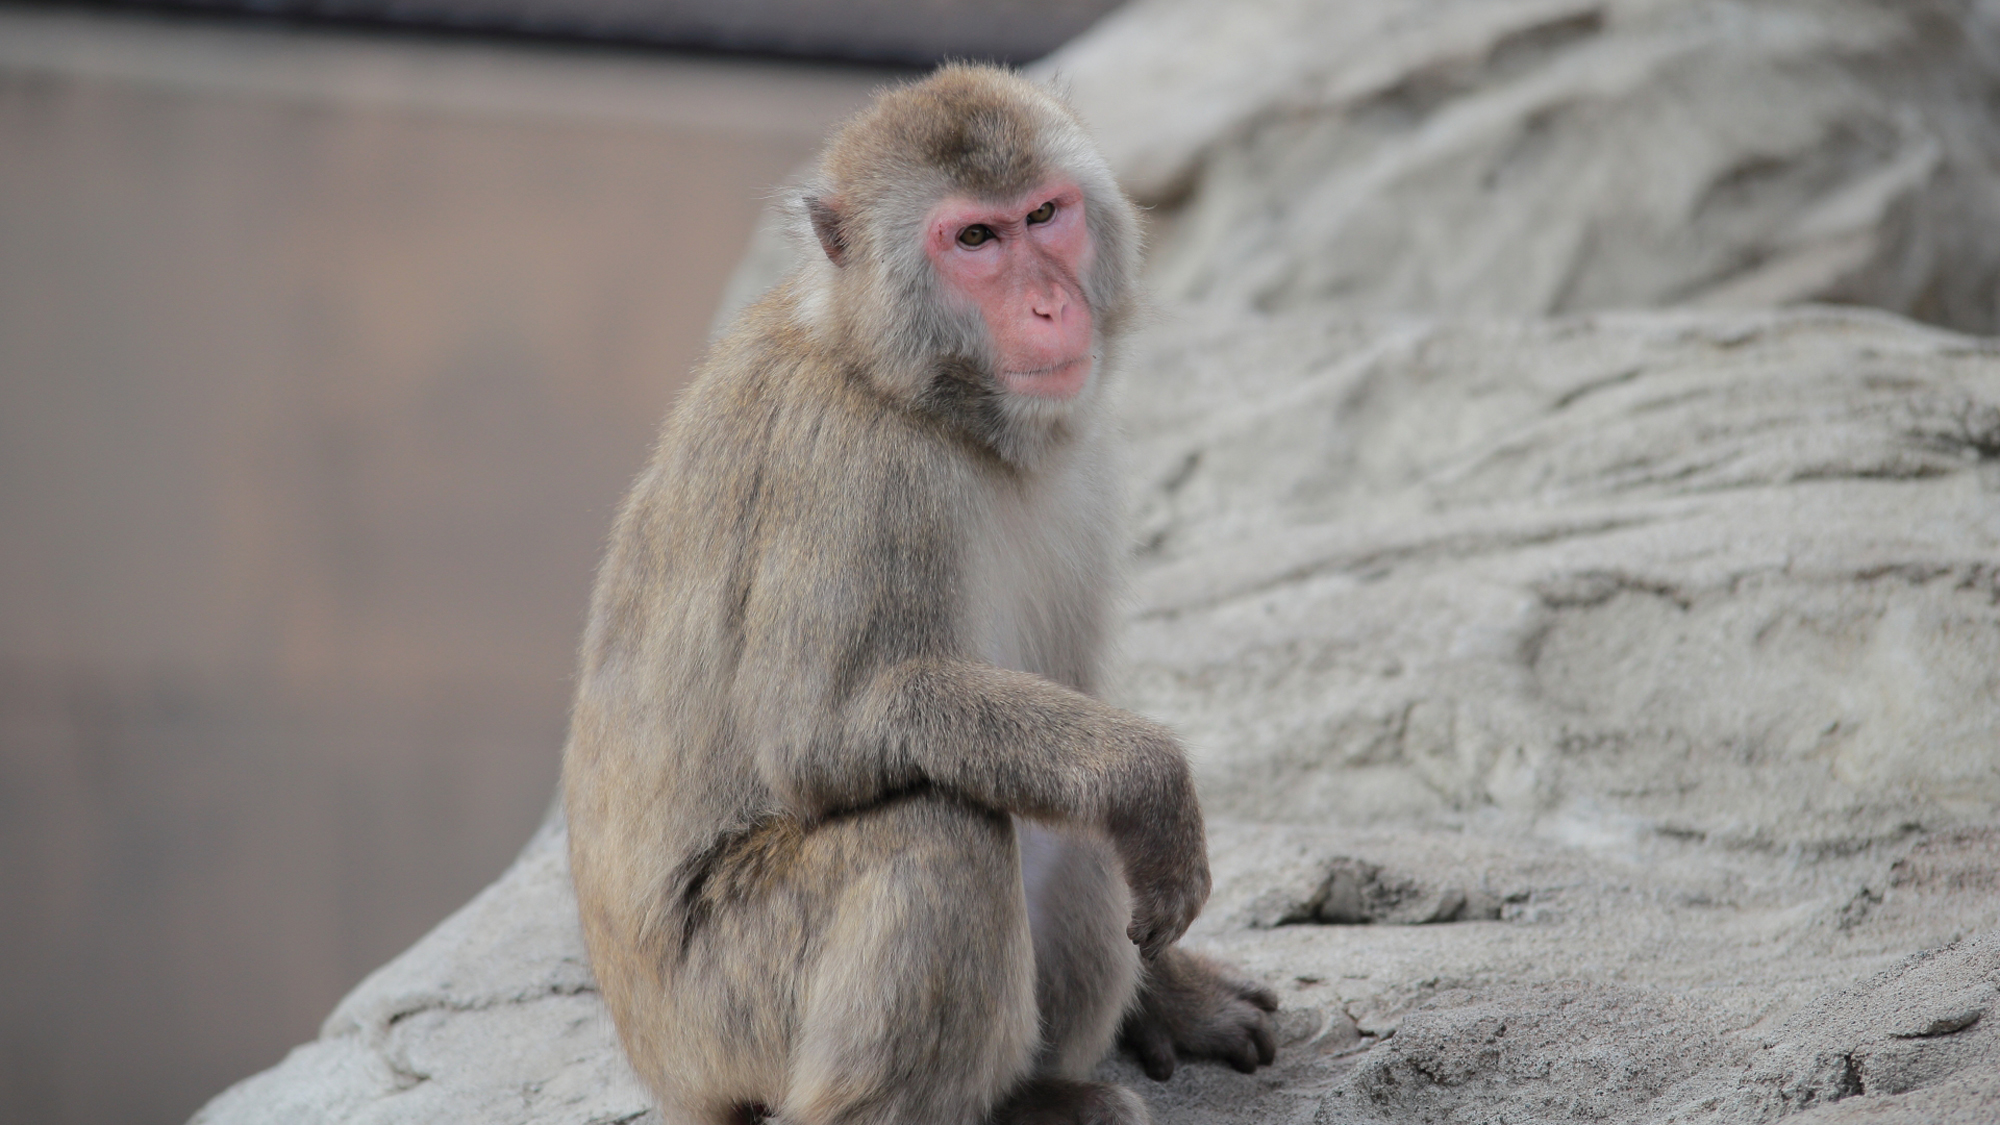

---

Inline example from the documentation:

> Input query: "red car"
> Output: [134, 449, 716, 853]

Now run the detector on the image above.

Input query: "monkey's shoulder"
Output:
[662, 314, 986, 506]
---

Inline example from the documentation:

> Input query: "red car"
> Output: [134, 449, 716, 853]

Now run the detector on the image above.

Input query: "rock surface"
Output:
[1060, 0, 2000, 334]
[193, 2, 2000, 1123]
[1120, 306, 2000, 847]
[1108, 307, 2000, 1124]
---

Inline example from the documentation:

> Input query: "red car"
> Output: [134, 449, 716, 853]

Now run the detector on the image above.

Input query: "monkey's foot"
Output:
[1120, 946, 1279, 1080]
[993, 1077, 1151, 1125]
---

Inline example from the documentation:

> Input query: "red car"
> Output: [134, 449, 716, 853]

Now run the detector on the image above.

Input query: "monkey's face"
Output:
[922, 178, 1097, 402]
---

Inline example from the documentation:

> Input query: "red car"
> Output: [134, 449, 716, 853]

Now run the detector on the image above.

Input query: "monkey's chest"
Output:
[971, 561, 1066, 676]
[962, 486, 1112, 684]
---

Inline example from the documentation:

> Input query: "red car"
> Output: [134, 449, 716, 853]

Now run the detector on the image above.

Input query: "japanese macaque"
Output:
[563, 64, 1276, 1125]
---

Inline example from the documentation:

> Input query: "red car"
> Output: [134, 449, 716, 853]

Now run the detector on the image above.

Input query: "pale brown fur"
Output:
[563, 65, 1274, 1125]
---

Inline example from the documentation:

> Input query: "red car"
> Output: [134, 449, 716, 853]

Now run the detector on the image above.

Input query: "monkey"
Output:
[562, 64, 1277, 1125]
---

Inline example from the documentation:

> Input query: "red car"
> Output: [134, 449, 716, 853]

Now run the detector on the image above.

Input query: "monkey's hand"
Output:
[1106, 751, 1210, 960]
[1120, 947, 1279, 1081]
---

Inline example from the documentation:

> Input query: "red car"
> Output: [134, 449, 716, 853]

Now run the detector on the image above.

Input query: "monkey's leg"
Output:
[979, 823, 1153, 1125]
[1017, 822, 1142, 1079]
[775, 795, 1041, 1125]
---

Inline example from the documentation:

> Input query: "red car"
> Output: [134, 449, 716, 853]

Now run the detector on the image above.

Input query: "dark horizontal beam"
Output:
[36, 0, 1126, 65]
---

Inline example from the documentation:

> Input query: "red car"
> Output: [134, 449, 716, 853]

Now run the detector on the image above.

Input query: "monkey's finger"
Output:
[1148, 900, 1201, 954]
[1128, 917, 1172, 961]
[1131, 1022, 1177, 1081]
[1250, 1018, 1277, 1066]
[1222, 1036, 1262, 1074]
[1241, 982, 1280, 1012]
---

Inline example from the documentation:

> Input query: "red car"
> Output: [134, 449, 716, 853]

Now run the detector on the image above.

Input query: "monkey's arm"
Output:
[755, 655, 1209, 958]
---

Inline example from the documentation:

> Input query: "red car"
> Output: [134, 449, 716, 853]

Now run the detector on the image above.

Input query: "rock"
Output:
[1781, 1066, 2000, 1125]
[188, 814, 656, 1125]
[1644, 930, 2000, 1122]
[1057, 0, 2000, 334]
[1349, 983, 1733, 1122]
[1115, 305, 2000, 850]
[1253, 854, 1506, 927]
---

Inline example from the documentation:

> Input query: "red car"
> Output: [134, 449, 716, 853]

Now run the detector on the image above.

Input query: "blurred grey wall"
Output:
[0, 9, 897, 1123]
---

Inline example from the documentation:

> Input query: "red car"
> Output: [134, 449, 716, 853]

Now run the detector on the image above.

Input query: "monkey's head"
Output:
[795, 65, 1141, 463]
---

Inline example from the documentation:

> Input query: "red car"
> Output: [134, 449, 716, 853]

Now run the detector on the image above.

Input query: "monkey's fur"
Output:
[564, 65, 1277, 1125]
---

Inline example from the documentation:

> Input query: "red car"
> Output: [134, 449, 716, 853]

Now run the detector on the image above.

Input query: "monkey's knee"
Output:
[992, 1078, 1152, 1125]
[783, 798, 1039, 1125]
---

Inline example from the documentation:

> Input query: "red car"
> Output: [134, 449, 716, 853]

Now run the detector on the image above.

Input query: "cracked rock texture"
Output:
[193, 2, 2000, 1123]
[1061, 0, 2000, 334]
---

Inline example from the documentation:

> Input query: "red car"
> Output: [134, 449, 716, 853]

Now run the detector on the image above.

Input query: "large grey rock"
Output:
[1118, 306, 2000, 848]
[1056, 0, 2000, 334]
[1105, 306, 2000, 1123]
[188, 815, 652, 1125]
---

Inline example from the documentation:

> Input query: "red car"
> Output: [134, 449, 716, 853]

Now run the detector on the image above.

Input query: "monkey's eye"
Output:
[957, 224, 997, 247]
[1025, 200, 1057, 224]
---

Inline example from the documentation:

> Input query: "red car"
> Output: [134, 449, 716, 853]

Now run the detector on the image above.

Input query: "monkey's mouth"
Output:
[1000, 357, 1091, 400]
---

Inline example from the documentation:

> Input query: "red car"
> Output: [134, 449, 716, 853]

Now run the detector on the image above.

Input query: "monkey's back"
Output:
[564, 284, 985, 976]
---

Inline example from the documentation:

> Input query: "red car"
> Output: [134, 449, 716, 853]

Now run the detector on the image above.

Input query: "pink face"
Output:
[924, 178, 1096, 400]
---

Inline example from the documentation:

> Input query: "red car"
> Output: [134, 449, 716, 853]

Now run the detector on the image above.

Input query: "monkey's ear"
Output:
[805, 195, 848, 268]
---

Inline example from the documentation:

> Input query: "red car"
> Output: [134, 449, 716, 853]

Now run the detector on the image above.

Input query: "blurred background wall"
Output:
[0, 3, 1116, 1121]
